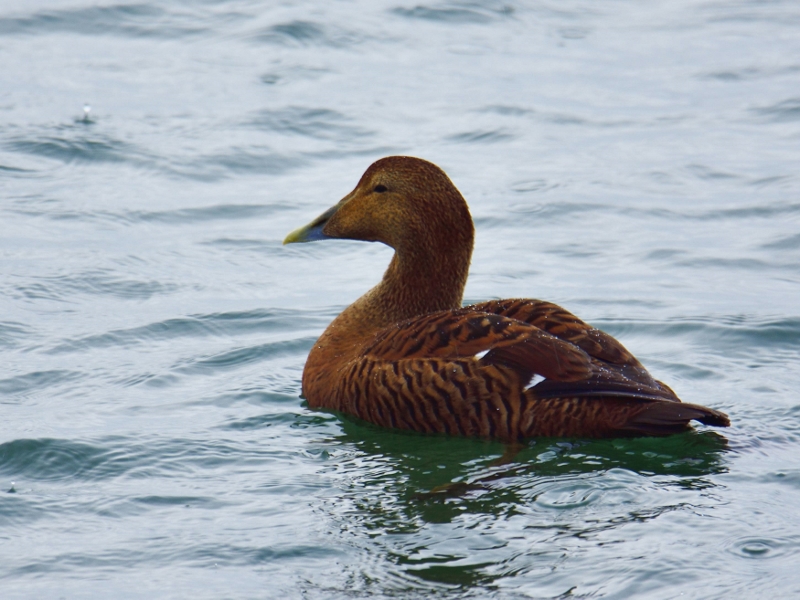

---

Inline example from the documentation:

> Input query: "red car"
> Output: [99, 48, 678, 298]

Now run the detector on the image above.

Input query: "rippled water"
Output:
[2, 1, 800, 598]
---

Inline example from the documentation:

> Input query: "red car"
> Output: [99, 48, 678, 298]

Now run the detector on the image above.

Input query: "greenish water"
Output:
[1, 1, 799, 598]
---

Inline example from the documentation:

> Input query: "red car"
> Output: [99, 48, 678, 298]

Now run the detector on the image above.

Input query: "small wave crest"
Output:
[0, 4, 208, 39]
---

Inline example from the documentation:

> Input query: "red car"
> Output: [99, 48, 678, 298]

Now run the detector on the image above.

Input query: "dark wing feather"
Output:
[619, 401, 731, 436]
[363, 310, 592, 382]
[466, 298, 678, 401]
[529, 376, 675, 402]
[467, 298, 639, 367]
[363, 305, 681, 402]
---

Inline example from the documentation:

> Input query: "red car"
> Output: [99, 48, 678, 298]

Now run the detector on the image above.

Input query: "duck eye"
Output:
[373, 184, 388, 193]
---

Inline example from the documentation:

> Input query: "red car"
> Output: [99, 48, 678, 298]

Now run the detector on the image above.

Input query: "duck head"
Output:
[283, 156, 474, 258]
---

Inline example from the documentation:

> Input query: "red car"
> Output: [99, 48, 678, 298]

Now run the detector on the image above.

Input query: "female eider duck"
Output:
[284, 156, 730, 440]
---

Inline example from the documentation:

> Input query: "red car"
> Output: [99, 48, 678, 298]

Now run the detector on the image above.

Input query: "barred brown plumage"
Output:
[284, 156, 731, 440]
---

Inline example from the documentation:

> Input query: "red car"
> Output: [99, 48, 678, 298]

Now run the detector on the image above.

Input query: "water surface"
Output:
[1, 1, 800, 598]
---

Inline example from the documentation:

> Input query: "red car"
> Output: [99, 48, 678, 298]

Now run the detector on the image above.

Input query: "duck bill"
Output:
[283, 203, 340, 244]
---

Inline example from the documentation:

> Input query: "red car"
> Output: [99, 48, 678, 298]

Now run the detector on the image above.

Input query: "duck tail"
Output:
[621, 402, 731, 437]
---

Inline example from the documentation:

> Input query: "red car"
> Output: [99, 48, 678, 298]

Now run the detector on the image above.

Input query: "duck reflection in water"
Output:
[325, 417, 728, 521]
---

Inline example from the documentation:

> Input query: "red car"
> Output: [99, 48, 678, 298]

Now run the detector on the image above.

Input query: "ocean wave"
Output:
[445, 129, 514, 144]
[391, 3, 514, 24]
[245, 106, 374, 141]
[175, 337, 313, 375]
[5, 270, 177, 302]
[0, 3, 210, 39]
[0, 435, 300, 483]
[0, 369, 82, 398]
[251, 19, 366, 48]
[7, 132, 151, 166]
[46, 309, 325, 354]
[596, 315, 800, 355]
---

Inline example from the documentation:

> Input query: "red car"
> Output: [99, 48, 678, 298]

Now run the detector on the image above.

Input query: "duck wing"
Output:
[465, 299, 679, 401]
[350, 309, 594, 439]
[466, 298, 640, 367]
[348, 304, 729, 439]
[363, 310, 593, 382]
[465, 299, 730, 433]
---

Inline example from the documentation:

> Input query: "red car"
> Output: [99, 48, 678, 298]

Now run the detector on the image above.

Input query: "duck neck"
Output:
[337, 233, 472, 337]
[379, 246, 469, 317]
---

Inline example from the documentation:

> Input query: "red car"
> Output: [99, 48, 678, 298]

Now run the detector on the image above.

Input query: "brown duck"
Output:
[283, 156, 730, 440]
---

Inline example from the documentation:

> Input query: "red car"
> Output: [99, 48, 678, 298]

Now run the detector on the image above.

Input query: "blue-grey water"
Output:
[1, 1, 799, 598]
